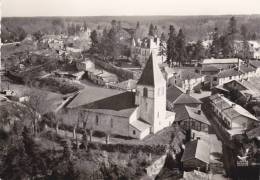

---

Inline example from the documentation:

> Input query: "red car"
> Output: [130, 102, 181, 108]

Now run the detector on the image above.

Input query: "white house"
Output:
[63, 54, 175, 139]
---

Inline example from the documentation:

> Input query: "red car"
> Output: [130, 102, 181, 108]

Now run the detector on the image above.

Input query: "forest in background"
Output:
[2, 15, 260, 43]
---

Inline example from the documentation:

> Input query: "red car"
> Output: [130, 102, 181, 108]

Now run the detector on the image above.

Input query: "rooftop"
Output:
[217, 68, 243, 78]
[66, 86, 123, 108]
[202, 58, 242, 64]
[181, 139, 210, 164]
[209, 94, 258, 121]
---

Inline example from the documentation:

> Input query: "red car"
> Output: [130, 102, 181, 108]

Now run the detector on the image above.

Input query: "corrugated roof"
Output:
[250, 60, 260, 68]
[137, 53, 165, 87]
[181, 139, 210, 164]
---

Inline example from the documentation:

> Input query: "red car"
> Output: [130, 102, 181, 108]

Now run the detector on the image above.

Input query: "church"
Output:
[63, 54, 175, 139]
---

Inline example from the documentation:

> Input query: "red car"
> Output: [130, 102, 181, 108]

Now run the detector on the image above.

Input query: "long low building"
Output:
[209, 94, 259, 131]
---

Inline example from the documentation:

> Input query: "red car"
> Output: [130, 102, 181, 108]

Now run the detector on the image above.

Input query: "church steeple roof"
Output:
[137, 53, 165, 87]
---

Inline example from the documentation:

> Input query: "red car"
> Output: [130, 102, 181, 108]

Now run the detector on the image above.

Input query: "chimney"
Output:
[186, 89, 190, 95]
[232, 103, 236, 108]
[197, 109, 201, 115]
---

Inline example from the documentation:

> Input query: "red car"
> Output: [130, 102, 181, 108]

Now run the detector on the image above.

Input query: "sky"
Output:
[2, 0, 260, 17]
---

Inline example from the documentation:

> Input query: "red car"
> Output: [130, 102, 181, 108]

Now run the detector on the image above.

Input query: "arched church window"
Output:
[143, 87, 148, 97]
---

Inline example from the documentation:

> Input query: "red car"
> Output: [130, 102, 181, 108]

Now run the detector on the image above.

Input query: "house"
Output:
[211, 67, 243, 86]
[174, 106, 210, 132]
[108, 79, 137, 91]
[62, 54, 175, 139]
[131, 36, 163, 66]
[76, 59, 95, 71]
[85, 68, 118, 87]
[167, 84, 202, 110]
[168, 68, 205, 92]
[209, 94, 259, 131]
[181, 139, 210, 172]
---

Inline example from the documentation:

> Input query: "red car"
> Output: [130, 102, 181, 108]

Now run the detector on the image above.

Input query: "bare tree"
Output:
[21, 89, 49, 136]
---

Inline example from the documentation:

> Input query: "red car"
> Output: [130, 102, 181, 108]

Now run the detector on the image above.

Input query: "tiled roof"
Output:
[174, 94, 202, 105]
[217, 68, 243, 78]
[185, 106, 210, 125]
[181, 139, 210, 164]
[239, 64, 256, 73]
[137, 53, 165, 87]
[201, 65, 220, 72]
[210, 94, 258, 121]
[80, 91, 136, 111]
[66, 86, 123, 108]
[73, 91, 137, 118]
[166, 85, 185, 103]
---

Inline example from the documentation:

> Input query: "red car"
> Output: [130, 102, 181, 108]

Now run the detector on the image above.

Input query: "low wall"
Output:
[93, 58, 139, 81]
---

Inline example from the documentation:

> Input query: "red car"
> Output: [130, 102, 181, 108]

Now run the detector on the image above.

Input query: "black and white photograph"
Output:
[1, 0, 260, 179]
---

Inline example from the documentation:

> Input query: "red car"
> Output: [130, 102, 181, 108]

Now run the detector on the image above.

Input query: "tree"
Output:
[89, 30, 99, 54]
[210, 27, 221, 58]
[240, 24, 250, 61]
[148, 23, 155, 37]
[32, 30, 44, 42]
[158, 33, 167, 63]
[136, 21, 140, 29]
[166, 25, 177, 67]
[193, 40, 205, 61]
[176, 29, 187, 66]
[220, 34, 232, 58]
[227, 16, 238, 56]
[21, 90, 49, 136]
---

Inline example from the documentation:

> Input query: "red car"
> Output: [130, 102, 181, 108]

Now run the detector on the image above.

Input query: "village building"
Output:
[209, 94, 259, 134]
[108, 79, 137, 91]
[174, 106, 210, 132]
[211, 67, 243, 86]
[85, 68, 118, 87]
[166, 84, 202, 110]
[130, 36, 163, 66]
[62, 54, 175, 139]
[201, 58, 243, 69]
[181, 139, 210, 172]
[167, 68, 205, 93]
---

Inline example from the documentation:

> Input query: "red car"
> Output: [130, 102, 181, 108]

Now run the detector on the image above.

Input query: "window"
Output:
[229, 76, 232, 80]
[157, 112, 159, 118]
[157, 88, 160, 96]
[96, 115, 99, 126]
[133, 130, 136, 135]
[143, 88, 148, 97]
